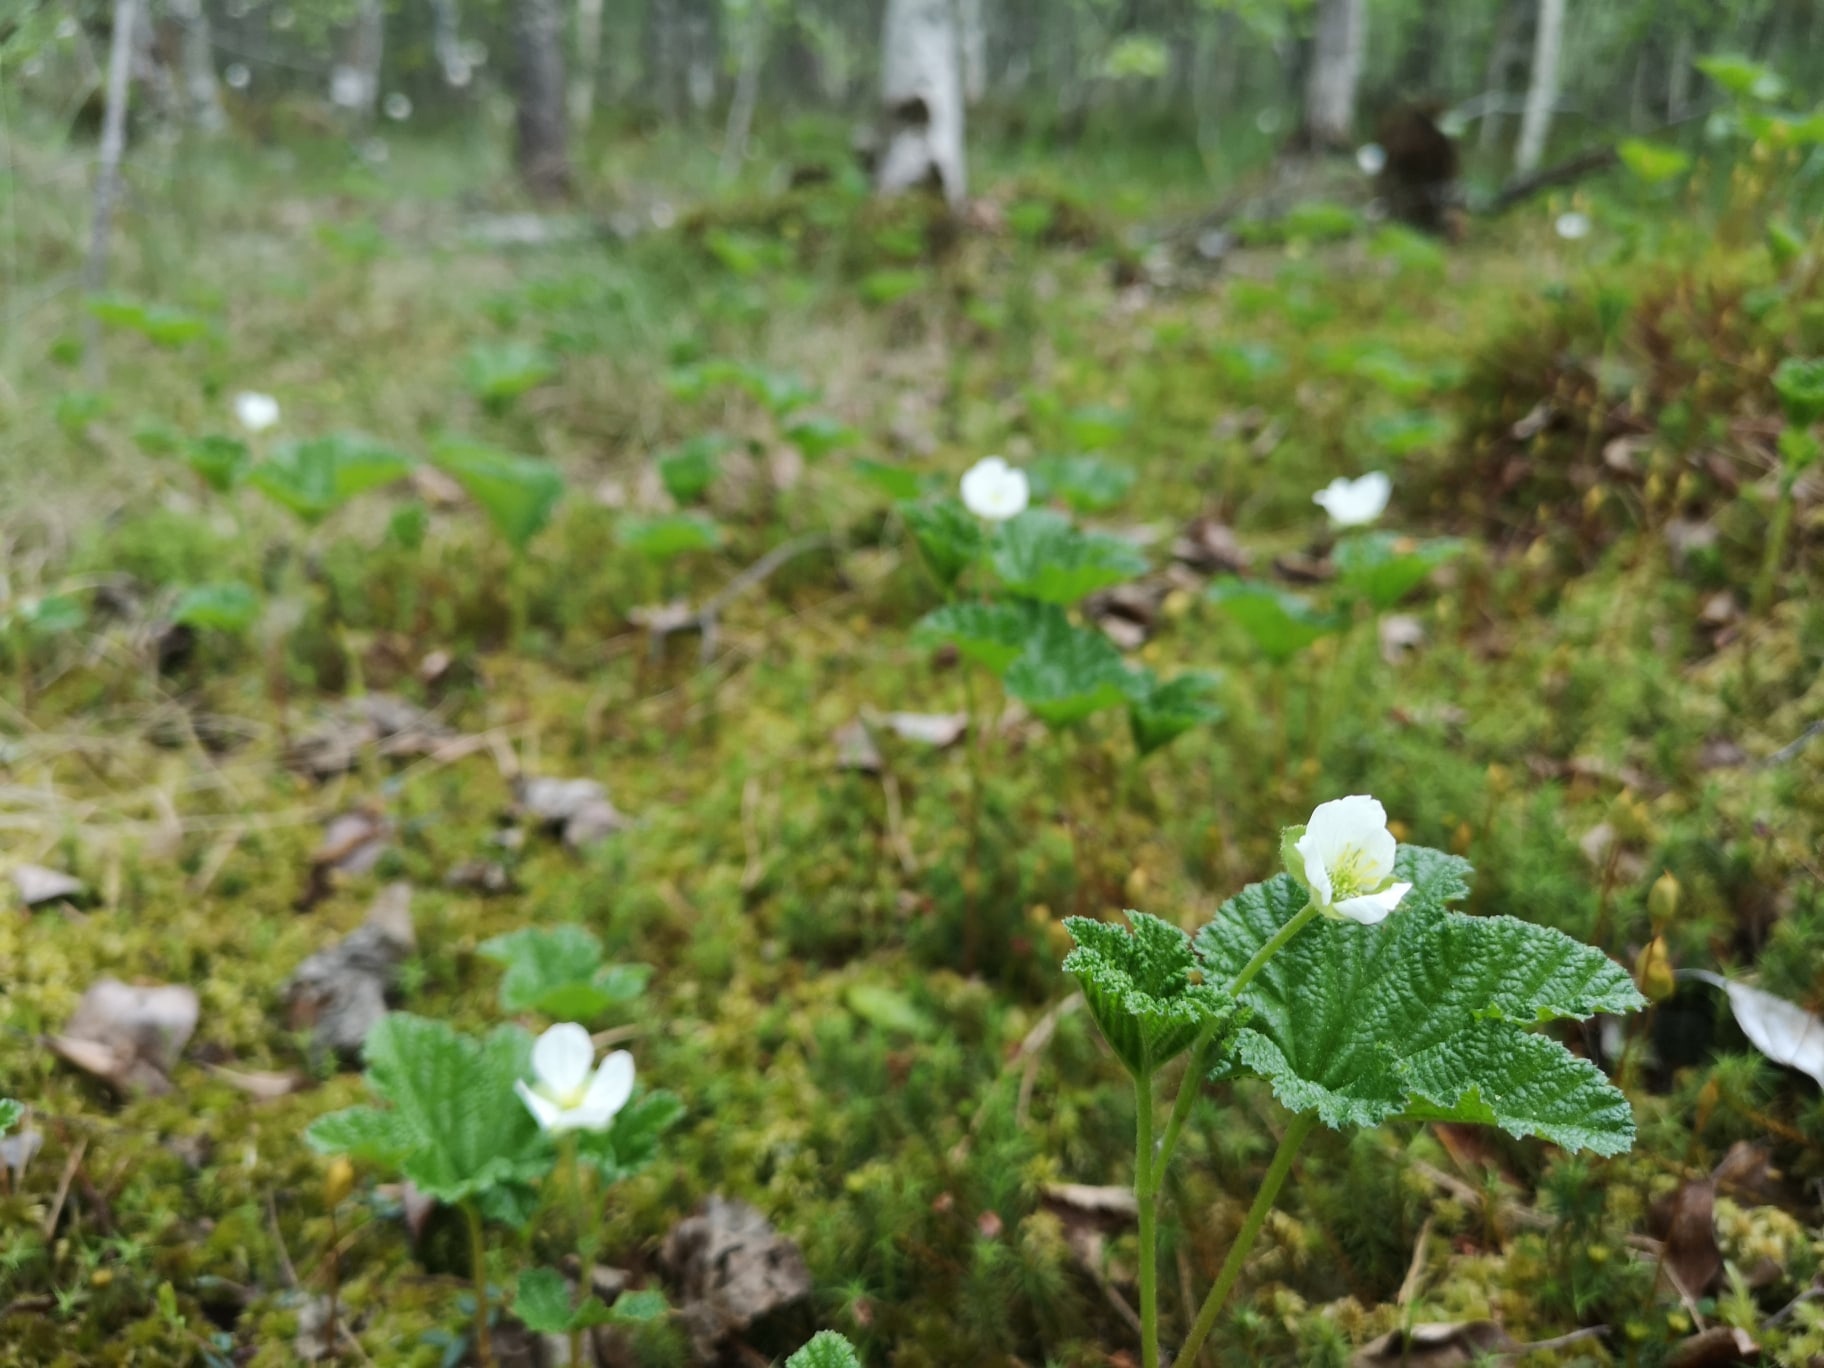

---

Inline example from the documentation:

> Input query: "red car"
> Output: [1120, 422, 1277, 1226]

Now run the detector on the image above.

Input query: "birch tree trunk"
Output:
[877, 0, 966, 206]
[1514, 0, 1565, 176]
[720, 3, 764, 180]
[428, 0, 470, 86]
[168, 0, 226, 133]
[956, 0, 986, 106]
[1303, 0, 1364, 150]
[1666, 26, 1693, 121]
[342, 0, 385, 124]
[512, 0, 572, 199]
[85, 0, 138, 382]
[1478, 0, 1522, 154]
[684, 0, 717, 115]
[570, 0, 604, 130]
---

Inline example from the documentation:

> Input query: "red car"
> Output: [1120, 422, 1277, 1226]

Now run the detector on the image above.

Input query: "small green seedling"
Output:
[479, 925, 650, 1023]
[248, 434, 413, 526]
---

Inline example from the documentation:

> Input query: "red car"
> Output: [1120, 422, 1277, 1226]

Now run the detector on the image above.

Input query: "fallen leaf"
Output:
[1353, 1322, 1518, 1366]
[1665, 1326, 1758, 1367]
[445, 859, 514, 895]
[1039, 1183, 1138, 1221]
[13, 864, 85, 909]
[660, 1196, 812, 1361]
[288, 695, 458, 781]
[300, 808, 391, 910]
[1171, 516, 1252, 575]
[1682, 970, 1824, 1088]
[1710, 1141, 1793, 1208]
[284, 883, 416, 1063]
[204, 1064, 308, 1101]
[49, 978, 199, 1096]
[629, 600, 698, 635]
[878, 712, 967, 748]
[516, 776, 632, 850]
[1652, 1178, 1722, 1298]
[1273, 551, 1334, 584]
[1, 1124, 43, 1180]
[833, 719, 882, 774]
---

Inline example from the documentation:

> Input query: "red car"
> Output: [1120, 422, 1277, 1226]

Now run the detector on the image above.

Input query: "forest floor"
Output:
[2, 120, 1823, 1366]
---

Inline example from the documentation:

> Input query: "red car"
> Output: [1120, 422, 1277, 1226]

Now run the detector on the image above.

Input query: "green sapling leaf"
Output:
[431, 440, 565, 553]
[0, 1100, 22, 1135]
[787, 1331, 864, 1368]
[1002, 613, 1138, 726]
[912, 599, 1062, 674]
[1126, 670, 1224, 755]
[479, 925, 650, 1022]
[1207, 579, 1342, 663]
[990, 509, 1147, 606]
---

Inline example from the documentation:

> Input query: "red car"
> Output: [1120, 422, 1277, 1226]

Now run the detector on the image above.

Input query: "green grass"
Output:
[3, 121, 1823, 1366]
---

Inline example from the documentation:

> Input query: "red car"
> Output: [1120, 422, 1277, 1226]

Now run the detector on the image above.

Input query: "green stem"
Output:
[1135, 1069, 1160, 1367]
[464, 1200, 494, 1368]
[565, 1135, 589, 1368]
[1169, 1112, 1317, 1368]
[1229, 900, 1319, 998]
[1751, 469, 1798, 621]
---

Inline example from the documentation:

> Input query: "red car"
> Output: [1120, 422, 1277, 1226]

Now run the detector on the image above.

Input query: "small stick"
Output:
[41, 1137, 87, 1239]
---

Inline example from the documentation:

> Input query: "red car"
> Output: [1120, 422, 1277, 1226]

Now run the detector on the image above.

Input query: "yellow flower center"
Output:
[1328, 845, 1378, 901]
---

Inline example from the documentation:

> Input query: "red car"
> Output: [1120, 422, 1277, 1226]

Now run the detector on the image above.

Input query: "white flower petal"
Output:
[960, 456, 1030, 522]
[1333, 882, 1411, 926]
[233, 392, 280, 433]
[1297, 842, 1334, 907]
[1312, 472, 1391, 527]
[1302, 795, 1388, 868]
[578, 1050, 635, 1128]
[531, 1023, 594, 1098]
[515, 1078, 562, 1132]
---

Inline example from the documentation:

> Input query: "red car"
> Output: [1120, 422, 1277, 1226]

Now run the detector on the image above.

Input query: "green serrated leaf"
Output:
[1773, 356, 1824, 428]
[605, 1289, 668, 1325]
[787, 1331, 863, 1368]
[1207, 578, 1342, 663]
[1063, 911, 1240, 1077]
[462, 341, 555, 407]
[574, 1090, 684, 1183]
[855, 459, 923, 501]
[184, 435, 250, 493]
[990, 509, 1148, 605]
[1028, 455, 1136, 513]
[171, 582, 261, 634]
[657, 434, 726, 503]
[786, 414, 857, 460]
[431, 440, 564, 553]
[514, 1268, 578, 1334]
[902, 499, 985, 586]
[618, 512, 723, 560]
[307, 1014, 546, 1203]
[1003, 613, 1137, 727]
[1127, 670, 1224, 756]
[0, 1100, 22, 1135]
[478, 926, 650, 1021]
[1332, 533, 1464, 610]
[1194, 848, 1645, 1154]
[248, 434, 413, 525]
[912, 599, 1062, 674]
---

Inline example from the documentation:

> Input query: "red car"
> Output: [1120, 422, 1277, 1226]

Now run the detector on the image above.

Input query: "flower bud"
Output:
[1648, 871, 1681, 927]
[1633, 936, 1675, 1003]
[324, 1156, 355, 1207]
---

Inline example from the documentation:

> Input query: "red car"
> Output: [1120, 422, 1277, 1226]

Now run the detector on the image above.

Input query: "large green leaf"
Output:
[912, 599, 1061, 674]
[432, 440, 565, 553]
[462, 341, 555, 408]
[1332, 533, 1464, 610]
[478, 925, 649, 1022]
[990, 510, 1147, 605]
[515, 1269, 656, 1334]
[248, 434, 413, 525]
[1002, 613, 1137, 726]
[574, 1090, 685, 1183]
[1207, 578, 1342, 663]
[1063, 912, 1244, 1077]
[1126, 669, 1224, 756]
[307, 1013, 547, 1203]
[184, 435, 250, 493]
[1028, 454, 1136, 513]
[902, 499, 984, 587]
[787, 1333, 863, 1368]
[1194, 848, 1645, 1155]
[0, 1100, 21, 1135]
[618, 512, 723, 560]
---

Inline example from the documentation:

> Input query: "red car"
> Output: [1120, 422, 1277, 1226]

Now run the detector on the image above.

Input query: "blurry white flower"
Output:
[330, 65, 368, 109]
[1355, 143, 1387, 176]
[383, 92, 412, 121]
[1312, 471, 1391, 528]
[233, 391, 280, 433]
[1555, 211, 1591, 241]
[225, 63, 251, 90]
[515, 1023, 635, 1136]
[960, 456, 1030, 522]
[1288, 795, 1412, 926]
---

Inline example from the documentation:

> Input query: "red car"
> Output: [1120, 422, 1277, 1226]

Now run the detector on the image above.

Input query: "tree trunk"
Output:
[720, 2, 764, 179]
[956, 0, 986, 105]
[512, 0, 572, 199]
[340, 0, 384, 124]
[684, 0, 717, 115]
[570, 0, 604, 130]
[878, 0, 966, 205]
[167, 0, 226, 133]
[1478, 0, 1523, 154]
[1514, 0, 1564, 175]
[1666, 26, 1692, 121]
[85, 0, 138, 382]
[1303, 0, 1364, 150]
[429, 0, 470, 86]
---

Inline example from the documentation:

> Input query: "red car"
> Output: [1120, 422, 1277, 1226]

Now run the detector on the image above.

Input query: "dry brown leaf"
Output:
[1353, 1322, 1518, 1366]
[879, 712, 968, 749]
[284, 883, 416, 1063]
[1653, 1178, 1723, 1299]
[833, 719, 882, 774]
[13, 864, 85, 909]
[49, 978, 199, 1096]
[288, 695, 457, 781]
[204, 1064, 308, 1100]
[660, 1196, 812, 1361]
[1171, 516, 1251, 574]
[1664, 1326, 1758, 1367]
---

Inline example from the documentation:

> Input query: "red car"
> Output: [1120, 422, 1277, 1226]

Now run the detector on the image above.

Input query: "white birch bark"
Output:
[1304, 0, 1364, 150]
[877, 0, 966, 206]
[720, 3, 764, 180]
[956, 0, 986, 105]
[168, 0, 226, 133]
[570, 0, 604, 129]
[428, 0, 470, 86]
[85, 0, 138, 381]
[1666, 26, 1693, 121]
[1514, 0, 1565, 175]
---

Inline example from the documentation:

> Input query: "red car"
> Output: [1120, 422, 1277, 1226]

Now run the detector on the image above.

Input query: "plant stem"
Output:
[960, 660, 985, 975]
[1134, 1069, 1160, 1366]
[1228, 900, 1319, 998]
[1751, 468, 1798, 621]
[565, 1135, 587, 1368]
[464, 1200, 494, 1368]
[1169, 1112, 1317, 1368]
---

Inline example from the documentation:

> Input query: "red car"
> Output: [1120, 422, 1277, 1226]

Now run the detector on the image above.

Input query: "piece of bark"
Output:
[14, 865, 85, 909]
[284, 883, 415, 1063]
